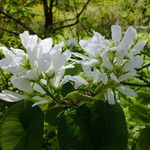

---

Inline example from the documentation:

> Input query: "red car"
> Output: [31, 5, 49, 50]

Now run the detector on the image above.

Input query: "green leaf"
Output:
[58, 101, 128, 150]
[65, 64, 82, 76]
[61, 82, 74, 97]
[136, 127, 150, 150]
[129, 104, 150, 124]
[0, 101, 44, 150]
[45, 106, 65, 126]
[137, 92, 150, 105]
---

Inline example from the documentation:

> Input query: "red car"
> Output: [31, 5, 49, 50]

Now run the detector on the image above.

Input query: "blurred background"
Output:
[0, 0, 150, 150]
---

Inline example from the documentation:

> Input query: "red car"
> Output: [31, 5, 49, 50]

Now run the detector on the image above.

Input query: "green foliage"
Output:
[58, 101, 128, 150]
[136, 127, 150, 150]
[0, 101, 44, 150]
[45, 106, 65, 127]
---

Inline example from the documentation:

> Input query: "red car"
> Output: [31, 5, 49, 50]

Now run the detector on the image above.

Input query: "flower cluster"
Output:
[74, 24, 146, 104]
[0, 24, 146, 106]
[0, 31, 87, 106]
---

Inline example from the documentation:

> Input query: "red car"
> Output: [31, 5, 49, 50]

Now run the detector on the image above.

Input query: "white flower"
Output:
[77, 24, 146, 104]
[79, 31, 110, 57]
[0, 90, 27, 102]
[107, 88, 115, 105]
[0, 46, 27, 75]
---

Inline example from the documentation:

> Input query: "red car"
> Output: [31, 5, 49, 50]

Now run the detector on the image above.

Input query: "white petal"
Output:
[27, 46, 40, 69]
[123, 56, 143, 72]
[102, 53, 113, 70]
[61, 75, 88, 89]
[38, 38, 53, 53]
[63, 50, 71, 61]
[132, 56, 143, 69]
[26, 70, 39, 81]
[116, 86, 137, 97]
[38, 53, 53, 73]
[33, 83, 46, 94]
[19, 31, 38, 50]
[82, 58, 98, 73]
[130, 40, 147, 56]
[0, 46, 15, 60]
[6, 65, 27, 75]
[0, 58, 27, 75]
[52, 69, 65, 87]
[93, 69, 101, 83]
[110, 73, 118, 82]
[111, 24, 122, 42]
[79, 31, 108, 57]
[50, 50, 67, 71]
[0, 90, 27, 102]
[40, 79, 47, 85]
[71, 52, 89, 60]
[117, 26, 137, 51]
[19, 31, 30, 49]
[11, 76, 33, 93]
[107, 88, 115, 105]
[10, 47, 26, 57]
[99, 73, 108, 84]
[32, 96, 48, 107]
[0, 58, 11, 69]
[63, 64, 75, 69]
[116, 50, 127, 65]
[118, 70, 138, 82]
[50, 42, 64, 54]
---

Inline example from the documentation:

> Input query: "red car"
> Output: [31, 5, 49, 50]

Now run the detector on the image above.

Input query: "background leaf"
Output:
[136, 126, 150, 150]
[0, 101, 44, 150]
[58, 101, 128, 150]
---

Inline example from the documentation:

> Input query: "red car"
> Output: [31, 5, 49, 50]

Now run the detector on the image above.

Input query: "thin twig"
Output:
[53, 0, 91, 32]
[0, 7, 36, 34]
[121, 81, 150, 87]
[136, 62, 150, 71]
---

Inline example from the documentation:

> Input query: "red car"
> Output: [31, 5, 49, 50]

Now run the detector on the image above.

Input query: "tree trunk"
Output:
[42, 0, 54, 32]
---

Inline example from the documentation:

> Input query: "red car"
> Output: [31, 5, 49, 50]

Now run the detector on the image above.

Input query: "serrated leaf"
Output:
[58, 101, 128, 150]
[0, 101, 44, 150]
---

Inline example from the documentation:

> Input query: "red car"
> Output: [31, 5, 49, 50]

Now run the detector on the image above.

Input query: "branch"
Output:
[0, 7, 36, 34]
[121, 81, 150, 87]
[53, 0, 91, 32]
[141, 51, 150, 57]
[136, 62, 150, 71]
[0, 27, 19, 36]
[136, 75, 150, 84]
